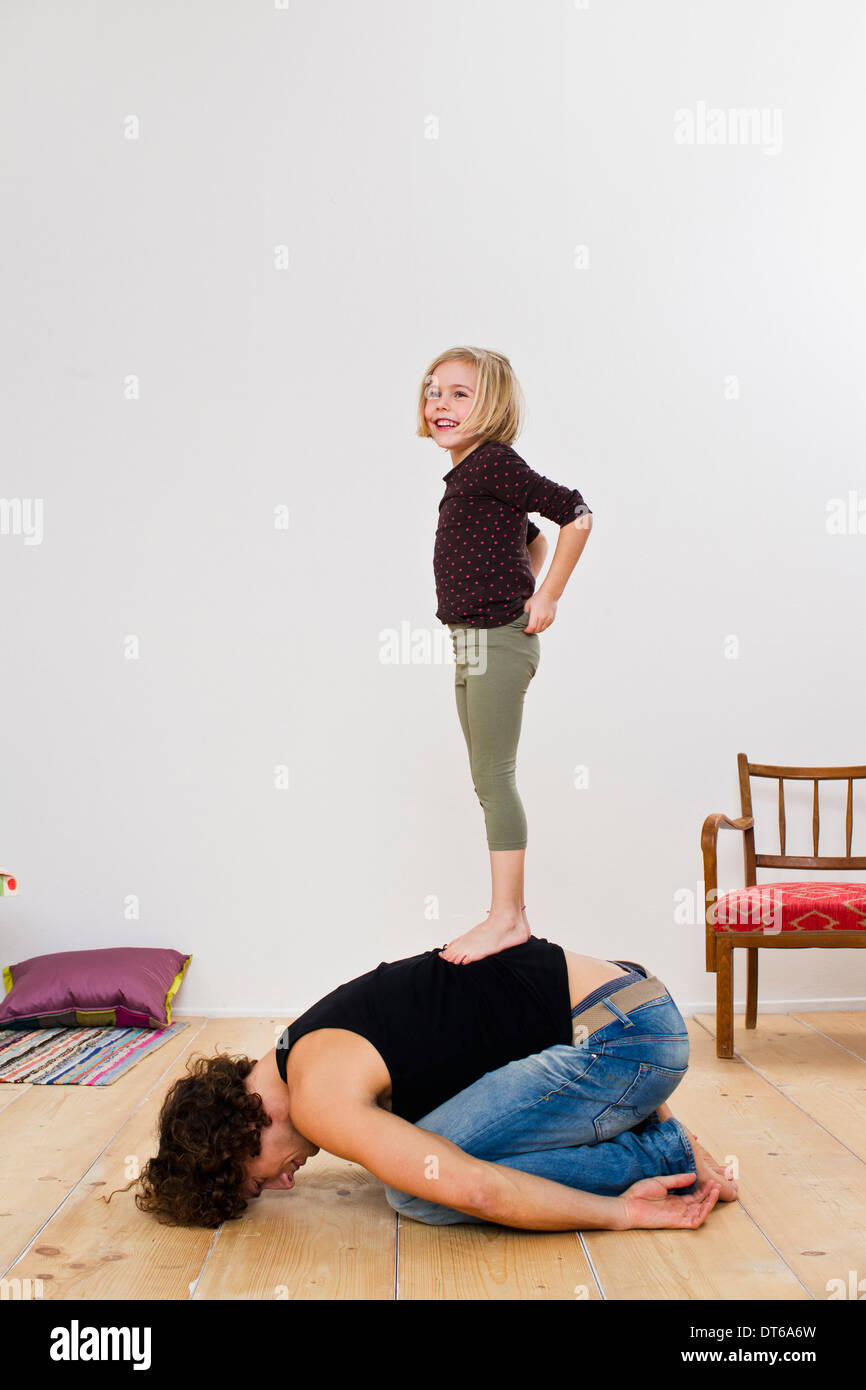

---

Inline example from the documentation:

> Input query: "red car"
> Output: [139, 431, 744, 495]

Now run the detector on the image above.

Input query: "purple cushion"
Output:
[0, 946, 192, 1029]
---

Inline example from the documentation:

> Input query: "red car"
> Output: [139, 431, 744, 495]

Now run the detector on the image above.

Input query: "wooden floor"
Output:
[2, 1011, 864, 1300]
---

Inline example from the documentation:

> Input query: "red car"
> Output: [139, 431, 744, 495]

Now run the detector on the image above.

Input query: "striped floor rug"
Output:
[0, 1022, 188, 1084]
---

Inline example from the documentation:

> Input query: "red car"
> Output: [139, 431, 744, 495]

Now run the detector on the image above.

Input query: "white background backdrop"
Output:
[2, 0, 864, 1019]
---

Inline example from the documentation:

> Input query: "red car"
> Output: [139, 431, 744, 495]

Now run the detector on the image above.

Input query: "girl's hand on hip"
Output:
[523, 594, 557, 633]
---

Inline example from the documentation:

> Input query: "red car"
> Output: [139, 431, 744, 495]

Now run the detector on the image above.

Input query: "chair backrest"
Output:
[737, 752, 866, 883]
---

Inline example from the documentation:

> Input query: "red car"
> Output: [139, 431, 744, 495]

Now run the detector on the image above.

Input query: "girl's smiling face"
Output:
[424, 360, 478, 457]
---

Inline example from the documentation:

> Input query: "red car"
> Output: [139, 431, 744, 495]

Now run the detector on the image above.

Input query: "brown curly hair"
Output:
[108, 1052, 271, 1228]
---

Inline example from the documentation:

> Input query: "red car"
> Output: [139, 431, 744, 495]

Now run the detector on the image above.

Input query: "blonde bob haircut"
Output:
[416, 346, 524, 449]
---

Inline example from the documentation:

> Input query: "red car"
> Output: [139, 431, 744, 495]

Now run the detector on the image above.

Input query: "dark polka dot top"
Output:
[433, 439, 592, 627]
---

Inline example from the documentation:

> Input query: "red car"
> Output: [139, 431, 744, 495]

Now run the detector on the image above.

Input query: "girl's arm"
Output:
[524, 514, 592, 632]
[535, 513, 592, 603]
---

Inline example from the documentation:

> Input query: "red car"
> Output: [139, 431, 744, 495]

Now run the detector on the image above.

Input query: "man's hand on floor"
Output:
[618, 1173, 721, 1230]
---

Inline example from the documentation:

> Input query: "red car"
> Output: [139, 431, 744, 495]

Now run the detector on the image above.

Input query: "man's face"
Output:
[242, 1113, 320, 1199]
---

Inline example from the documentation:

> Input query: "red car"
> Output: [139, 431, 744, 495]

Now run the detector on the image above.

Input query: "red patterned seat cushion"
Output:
[712, 881, 866, 934]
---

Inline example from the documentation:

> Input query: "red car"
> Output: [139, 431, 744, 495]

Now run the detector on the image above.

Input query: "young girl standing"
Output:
[419, 346, 593, 965]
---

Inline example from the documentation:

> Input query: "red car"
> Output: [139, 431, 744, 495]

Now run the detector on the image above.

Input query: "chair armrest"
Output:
[700, 814, 754, 968]
[701, 814, 753, 853]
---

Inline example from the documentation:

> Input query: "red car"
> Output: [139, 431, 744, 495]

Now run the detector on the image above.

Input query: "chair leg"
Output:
[745, 948, 758, 1028]
[716, 938, 734, 1059]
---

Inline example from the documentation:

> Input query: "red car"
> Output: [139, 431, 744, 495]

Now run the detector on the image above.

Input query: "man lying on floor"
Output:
[129, 936, 736, 1232]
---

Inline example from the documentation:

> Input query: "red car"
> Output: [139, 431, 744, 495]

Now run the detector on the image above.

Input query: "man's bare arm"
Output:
[292, 1090, 718, 1232]
[295, 1091, 625, 1229]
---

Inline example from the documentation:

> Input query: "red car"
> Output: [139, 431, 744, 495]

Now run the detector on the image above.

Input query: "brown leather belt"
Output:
[571, 970, 670, 1044]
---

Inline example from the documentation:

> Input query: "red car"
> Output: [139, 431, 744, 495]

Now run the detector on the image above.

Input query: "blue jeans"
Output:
[383, 972, 695, 1225]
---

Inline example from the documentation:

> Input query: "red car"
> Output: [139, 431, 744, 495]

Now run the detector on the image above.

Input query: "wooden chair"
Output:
[701, 753, 866, 1057]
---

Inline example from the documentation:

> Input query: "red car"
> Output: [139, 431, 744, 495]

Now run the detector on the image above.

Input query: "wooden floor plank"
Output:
[0, 1018, 207, 1277]
[695, 1012, 866, 1163]
[584, 1207, 808, 1301]
[792, 1011, 866, 1063]
[397, 1219, 600, 1300]
[4, 1019, 257, 1299]
[677, 1019, 866, 1298]
[0, 1084, 29, 1115]
[194, 1152, 396, 1301]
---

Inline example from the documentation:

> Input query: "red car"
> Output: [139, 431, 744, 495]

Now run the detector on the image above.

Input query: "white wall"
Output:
[2, 0, 865, 1020]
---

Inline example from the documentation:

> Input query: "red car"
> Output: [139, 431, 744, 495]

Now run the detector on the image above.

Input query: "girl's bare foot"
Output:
[439, 905, 531, 964]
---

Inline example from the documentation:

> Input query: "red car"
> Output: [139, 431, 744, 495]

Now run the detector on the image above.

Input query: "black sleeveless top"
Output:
[275, 935, 573, 1122]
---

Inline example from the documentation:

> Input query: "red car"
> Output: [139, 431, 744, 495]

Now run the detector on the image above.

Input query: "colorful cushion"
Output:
[712, 881, 866, 934]
[0, 947, 192, 1029]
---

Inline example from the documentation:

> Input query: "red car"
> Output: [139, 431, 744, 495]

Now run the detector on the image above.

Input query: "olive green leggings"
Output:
[447, 609, 541, 851]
